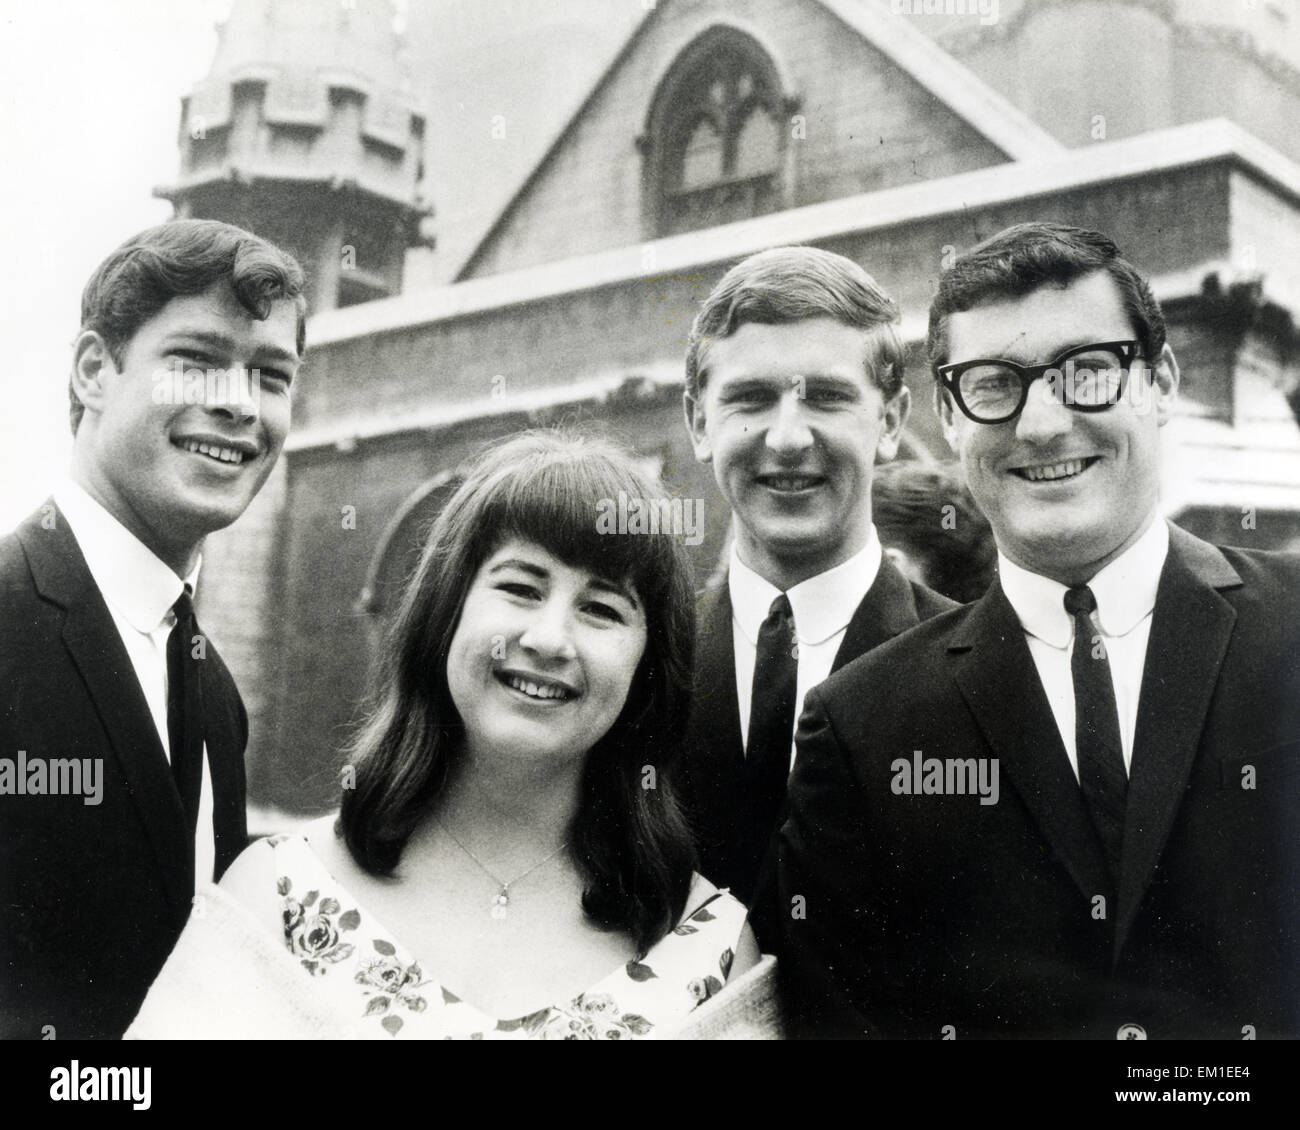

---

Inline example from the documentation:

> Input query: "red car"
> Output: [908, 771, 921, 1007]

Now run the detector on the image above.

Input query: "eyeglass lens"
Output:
[958, 346, 1131, 420]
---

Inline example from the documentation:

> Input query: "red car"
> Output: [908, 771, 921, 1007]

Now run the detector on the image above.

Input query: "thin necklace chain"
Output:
[435, 816, 567, 919]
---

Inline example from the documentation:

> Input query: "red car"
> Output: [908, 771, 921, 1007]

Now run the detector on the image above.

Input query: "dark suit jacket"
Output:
[776, 524, 1300, 1038]
[0, 502, 249, 1039]
[682, 556, 956, 908]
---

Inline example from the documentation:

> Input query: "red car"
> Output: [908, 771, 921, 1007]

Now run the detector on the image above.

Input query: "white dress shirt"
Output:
[55, 481, 216, 888]
[998, 518, 1170, 778]
[729, 528, 883, 771]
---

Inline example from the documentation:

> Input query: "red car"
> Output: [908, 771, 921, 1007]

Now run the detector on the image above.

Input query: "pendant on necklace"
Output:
[491, 888, 510, 920]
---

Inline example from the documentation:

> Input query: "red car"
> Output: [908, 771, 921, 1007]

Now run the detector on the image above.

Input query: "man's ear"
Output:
[683, 385, 712, 463]
[874, 385, 911, 462]
[1151, 343, 1181, 426]
[935, 385, 962, 455]
[71, 331, 115, 419]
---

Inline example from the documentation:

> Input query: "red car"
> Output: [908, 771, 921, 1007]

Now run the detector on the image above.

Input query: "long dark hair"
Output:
[340, 429, 698, 953]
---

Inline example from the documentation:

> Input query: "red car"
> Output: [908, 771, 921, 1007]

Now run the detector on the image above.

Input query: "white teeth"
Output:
[181, 440, 246, 464]
[1020, 459, 1087, 482]
[765, 476, 817, 490]
[507, 675, 569, 700]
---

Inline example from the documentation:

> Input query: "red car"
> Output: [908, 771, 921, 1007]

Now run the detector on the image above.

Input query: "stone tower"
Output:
[156, 0, 431, 311]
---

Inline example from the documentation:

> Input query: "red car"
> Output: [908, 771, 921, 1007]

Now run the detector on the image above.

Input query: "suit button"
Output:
[1116, 1023, 1147, 1040]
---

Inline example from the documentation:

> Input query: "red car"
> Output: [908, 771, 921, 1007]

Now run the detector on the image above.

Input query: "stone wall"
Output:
[463, 0, 1008, 279]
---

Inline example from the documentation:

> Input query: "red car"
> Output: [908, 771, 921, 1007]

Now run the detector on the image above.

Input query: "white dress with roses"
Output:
[263, 834, 748, 1040]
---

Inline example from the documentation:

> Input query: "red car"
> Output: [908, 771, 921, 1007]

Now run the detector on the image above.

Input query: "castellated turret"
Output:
[156, 0, 432, 312]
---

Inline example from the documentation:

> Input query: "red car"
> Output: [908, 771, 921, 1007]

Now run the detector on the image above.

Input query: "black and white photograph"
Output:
[1, 0, 1296, 1107]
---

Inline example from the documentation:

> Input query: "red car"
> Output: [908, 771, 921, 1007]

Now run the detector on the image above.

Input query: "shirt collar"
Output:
[729, 527, 883, 647]
[54, 480, 202, 634]
[998, 517, 1169, 649]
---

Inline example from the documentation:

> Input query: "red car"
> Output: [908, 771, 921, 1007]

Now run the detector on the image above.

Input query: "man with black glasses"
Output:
[775, 222, 1300, 1039]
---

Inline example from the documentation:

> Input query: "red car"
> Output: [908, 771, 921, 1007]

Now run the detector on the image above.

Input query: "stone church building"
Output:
[156, 0, 1300, 814]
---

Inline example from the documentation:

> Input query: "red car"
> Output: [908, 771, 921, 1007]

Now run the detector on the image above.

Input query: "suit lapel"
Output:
[18, 503, 194, 915]
[950, 582, 1112, 904]
[706, 555, 928, 740]
[1113, 525, 1241, 957]
[832, 556, 922, 672]
[693, 583, 745, 765]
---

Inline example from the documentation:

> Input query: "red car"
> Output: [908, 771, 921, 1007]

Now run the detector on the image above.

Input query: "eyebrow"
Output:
[961, 339, 1122, 365]
[489, 559, 547, 580]
[488, 559, 641, 609]
[718, 369, 859, 384]
[802, 373, 863, 389]
[588, 576, 641, 609]
[160, 330, 299, 367]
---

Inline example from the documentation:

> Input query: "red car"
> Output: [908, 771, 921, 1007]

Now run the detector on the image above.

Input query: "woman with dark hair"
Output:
[128, 430, 760, 1039]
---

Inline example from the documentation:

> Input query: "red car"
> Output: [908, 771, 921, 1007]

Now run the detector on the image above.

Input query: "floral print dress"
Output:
[266, 835, 748, 1039]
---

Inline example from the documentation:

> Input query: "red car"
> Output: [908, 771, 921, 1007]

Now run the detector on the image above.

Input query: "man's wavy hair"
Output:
[72, 219, 307, 433]
[926, 221, 1166, 391]
[339, 429, 698, 955]
[685, 245, 907, 402]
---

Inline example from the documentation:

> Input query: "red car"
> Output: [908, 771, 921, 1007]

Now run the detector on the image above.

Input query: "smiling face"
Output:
[445, 539, 649, 772]
[939, 271, 1179, 585]
[71, 279, 301, 575]
[684, 317, 909, 590]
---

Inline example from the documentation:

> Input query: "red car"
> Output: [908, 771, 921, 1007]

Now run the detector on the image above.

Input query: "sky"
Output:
[0, 0, 227, 532]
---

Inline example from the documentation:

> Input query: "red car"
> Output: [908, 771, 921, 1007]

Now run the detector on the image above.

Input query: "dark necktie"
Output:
[746, 594, 799, 830]
[1064, 584, 1127, 881]
[166, 588, 205, 836]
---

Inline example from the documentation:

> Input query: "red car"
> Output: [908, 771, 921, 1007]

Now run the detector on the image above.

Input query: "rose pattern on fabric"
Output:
[354, 938, 431, 1036]
[277, 872, 356, 976]
[266, 836, 743, 1039]
[687, 975, 724, 1003]
[514, 993, 654, 1040]
[276, 865, 430, 1035]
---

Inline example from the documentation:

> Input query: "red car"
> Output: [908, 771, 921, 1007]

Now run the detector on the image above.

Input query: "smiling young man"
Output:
[0, 220, 305, 1038]
[777, 222, 1300, 1038]
[680, 246, 955, 909]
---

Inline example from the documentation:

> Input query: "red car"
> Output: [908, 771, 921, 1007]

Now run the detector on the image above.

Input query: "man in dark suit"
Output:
[0, 220, 305, 1038]
[777, 222, 1300, 1038]
[680, 246, 955, 909]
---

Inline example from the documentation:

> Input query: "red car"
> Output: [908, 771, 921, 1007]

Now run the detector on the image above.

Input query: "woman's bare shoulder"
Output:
[300, 813, 362, 885]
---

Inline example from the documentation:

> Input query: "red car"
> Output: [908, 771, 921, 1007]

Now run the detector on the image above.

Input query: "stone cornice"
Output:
[306, 118, 1300, 350]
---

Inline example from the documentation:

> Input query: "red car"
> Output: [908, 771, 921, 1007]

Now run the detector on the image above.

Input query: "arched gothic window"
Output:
[642, 28, 791, 238]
